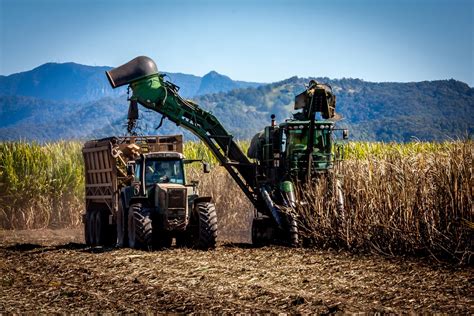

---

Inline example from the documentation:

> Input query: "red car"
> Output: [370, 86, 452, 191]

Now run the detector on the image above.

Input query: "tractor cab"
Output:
[132, 152, 186, 197]
[142, 156, 185, 186]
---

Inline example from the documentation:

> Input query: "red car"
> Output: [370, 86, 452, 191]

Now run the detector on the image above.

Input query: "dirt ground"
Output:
[0, 228, 472, 313]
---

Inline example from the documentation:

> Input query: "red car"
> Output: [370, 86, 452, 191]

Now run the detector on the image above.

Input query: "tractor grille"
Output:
[166, 188, 187, 230]
[168, 188, 186, 209]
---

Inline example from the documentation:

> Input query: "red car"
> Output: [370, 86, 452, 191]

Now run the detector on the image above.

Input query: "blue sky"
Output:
[0, 0, 472, 85]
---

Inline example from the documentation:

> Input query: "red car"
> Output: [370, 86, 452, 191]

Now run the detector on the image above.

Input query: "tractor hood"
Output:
[156, 183, 186, 190]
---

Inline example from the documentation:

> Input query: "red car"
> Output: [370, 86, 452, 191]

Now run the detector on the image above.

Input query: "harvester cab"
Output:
[249, 80, 348, 183]
[246, 81, 347, 245]
[283, 120, 335, 177]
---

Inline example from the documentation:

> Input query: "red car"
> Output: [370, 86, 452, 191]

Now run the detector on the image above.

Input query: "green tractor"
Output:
[122, 152, 217, 249]
[105, 56, 347, 247]
[83, 136, 217, 250]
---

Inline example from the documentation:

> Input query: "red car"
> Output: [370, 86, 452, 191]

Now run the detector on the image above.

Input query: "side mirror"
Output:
[203, 162, 211, 173]
[342, 129, 349, 140]
[126, 164, 135, 176]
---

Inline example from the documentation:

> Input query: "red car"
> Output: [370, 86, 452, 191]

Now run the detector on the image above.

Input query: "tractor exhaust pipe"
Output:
[106, 56, 159, 88]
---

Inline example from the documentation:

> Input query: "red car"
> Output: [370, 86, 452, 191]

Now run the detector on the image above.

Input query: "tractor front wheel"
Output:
[127, 204, 152, 249]
[192, 202, 218, 249]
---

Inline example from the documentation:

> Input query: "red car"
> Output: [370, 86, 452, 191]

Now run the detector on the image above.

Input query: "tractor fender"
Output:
[193, 196, 213, 205]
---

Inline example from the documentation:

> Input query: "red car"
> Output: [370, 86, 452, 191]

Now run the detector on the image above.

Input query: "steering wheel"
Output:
[159, 175, 170, 183]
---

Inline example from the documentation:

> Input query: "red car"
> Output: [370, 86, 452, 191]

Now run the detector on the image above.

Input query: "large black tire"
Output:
[85, 209, 114, 247]
[287, 214, 300, 247]
[94, 210, 103, 245]
[84, 211, 94, 246]
[193, 202, 218, 249]
[128, 204, 152, 249]
[94, 210, 116, 247]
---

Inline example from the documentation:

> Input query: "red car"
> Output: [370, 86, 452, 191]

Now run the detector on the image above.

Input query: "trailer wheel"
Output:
[94, 210, 103, 245]
[128, 204, 152, 249]
[84, 211, 94, 246]
[92, 210, 115, 247]
[192, 202, 218, 249]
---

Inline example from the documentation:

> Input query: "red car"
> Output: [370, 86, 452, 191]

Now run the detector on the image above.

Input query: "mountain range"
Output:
[0, 62, 472, 142]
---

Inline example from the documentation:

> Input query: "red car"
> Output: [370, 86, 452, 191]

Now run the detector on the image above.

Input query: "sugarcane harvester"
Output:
[106, 56, 347, 247]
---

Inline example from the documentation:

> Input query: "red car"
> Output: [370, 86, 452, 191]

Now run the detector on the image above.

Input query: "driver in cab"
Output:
[145, 162, 171, 184]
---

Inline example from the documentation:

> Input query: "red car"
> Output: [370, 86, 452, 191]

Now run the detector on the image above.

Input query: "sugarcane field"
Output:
[1, 140, 473, 313]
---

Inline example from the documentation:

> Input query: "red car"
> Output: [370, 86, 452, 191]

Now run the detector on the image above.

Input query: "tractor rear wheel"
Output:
[128, 204, 152, 249]
[193, 202, 218, 249]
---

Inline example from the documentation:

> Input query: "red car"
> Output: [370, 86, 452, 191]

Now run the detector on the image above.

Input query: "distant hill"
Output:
[0, 96, 128, 140]
[196, 71, 260, 95]
[0, 62, 472, 142]
[193, 77, 473, 141]
[0, 62, 261, 101]
[0, 63, 124, 102]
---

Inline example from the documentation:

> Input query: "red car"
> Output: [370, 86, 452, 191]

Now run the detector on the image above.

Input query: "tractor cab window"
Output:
[144, 159, 184, 185]
[134, 162, 141, 182]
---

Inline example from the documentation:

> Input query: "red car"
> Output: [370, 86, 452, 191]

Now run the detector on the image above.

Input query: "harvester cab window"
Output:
[280, 132, 287, 153]
[145, 159, 184, 185]
[286, 128, 327, 157]
[288, 129, 308, 153]
[314, 131, 325, 151]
